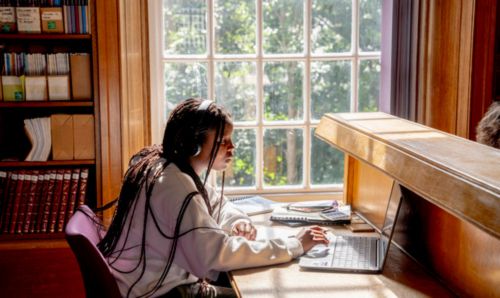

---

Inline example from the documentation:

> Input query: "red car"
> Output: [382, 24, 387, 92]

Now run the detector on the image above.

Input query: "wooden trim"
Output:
[95, 0, 123, 224]
[456, 0, 475, 138]
[119, 0, 151, 170]
[468, 0, 497, 140]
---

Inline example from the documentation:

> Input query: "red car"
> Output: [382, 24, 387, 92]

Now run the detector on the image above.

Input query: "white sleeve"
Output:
[173, 194, 303, 280]
[206, 185, 251, 232]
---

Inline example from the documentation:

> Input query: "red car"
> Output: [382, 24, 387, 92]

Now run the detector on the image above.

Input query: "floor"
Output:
[0, 247, 85, 298]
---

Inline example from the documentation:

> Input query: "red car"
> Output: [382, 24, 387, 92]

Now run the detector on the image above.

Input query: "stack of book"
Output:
[0, 167, 89, 234]
[270, 200, 351, 226]
[24, 117, 51, 162]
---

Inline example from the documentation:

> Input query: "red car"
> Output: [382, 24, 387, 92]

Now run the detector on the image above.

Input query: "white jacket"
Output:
[107, 163, 303, 297]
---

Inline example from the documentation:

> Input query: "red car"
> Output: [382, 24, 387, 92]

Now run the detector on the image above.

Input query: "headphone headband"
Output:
[198, 99, 213, 111]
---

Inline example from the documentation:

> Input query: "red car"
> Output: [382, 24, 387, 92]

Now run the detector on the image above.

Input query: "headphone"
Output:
[189, 100, 213, 157]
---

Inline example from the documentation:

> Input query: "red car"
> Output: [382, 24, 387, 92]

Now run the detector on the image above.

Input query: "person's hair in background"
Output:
[476, 101, 500, 149]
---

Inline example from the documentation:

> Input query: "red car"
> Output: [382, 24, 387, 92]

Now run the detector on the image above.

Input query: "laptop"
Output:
[299, 182, 402, 273]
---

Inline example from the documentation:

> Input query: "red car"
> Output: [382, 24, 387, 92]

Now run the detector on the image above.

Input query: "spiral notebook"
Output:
[228, 195, 277, 216]
[270, 205, 351, 225]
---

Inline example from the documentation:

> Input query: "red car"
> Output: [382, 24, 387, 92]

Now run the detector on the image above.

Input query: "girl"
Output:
[98, 98, 328, 297]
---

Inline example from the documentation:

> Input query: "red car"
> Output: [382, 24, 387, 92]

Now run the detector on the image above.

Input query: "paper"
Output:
[229, 195, 277, 216]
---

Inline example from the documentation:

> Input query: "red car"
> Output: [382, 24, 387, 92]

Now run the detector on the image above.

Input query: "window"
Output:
[149, 0, 382, 195]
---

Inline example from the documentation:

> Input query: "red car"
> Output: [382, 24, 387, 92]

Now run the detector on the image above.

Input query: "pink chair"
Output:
[65, 205, 122, 298]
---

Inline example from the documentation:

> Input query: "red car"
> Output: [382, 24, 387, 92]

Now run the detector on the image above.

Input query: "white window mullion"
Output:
[304, 0, 312, 190]
[352, 0, 359, 112]
[207, 0, 215, 101]
[148, 0, 165, 144]
[255, 0, 264, 191]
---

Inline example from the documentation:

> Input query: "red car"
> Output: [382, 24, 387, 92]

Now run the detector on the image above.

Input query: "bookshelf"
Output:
[0, 1, 98, 243]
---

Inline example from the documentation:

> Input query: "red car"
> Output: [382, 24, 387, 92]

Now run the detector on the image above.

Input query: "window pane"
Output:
[264, 62, 304, 121]
[214, 0, 256, 54]
[312, 0, 351, 53]
[311, 61, 351, 120]
[311, 128, 344, 184]
[264, 129, 303, 186]
[164, 63, 208, 113]
[263, 0, 303, 54]
[218, 129, 256, 187]
[215, 62, 257, 122]
[164, 0, 207, 55]
[359, 0, 381, 51]
[358, 59, 380, 112]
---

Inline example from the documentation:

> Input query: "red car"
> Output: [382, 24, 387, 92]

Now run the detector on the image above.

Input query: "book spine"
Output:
[29, 171, 45, 233]
[0, 171, 8, 225]
[9, 170, 26, 234]
[1, 172, 18, 233]
[35, 172, 51, 233]
[0, 171, 13, 233]
[48, 169, 64, 233]
[56, 168, 71, 232]
[76, 168, 88, 207]
[40, 170, 56, 233]
[15, 170, 32, 234]
[64, 167, 80, 226]
[22, 170, 39, 233]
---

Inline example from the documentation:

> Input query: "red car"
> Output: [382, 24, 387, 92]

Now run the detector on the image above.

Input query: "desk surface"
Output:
[229, 214, 453, 298]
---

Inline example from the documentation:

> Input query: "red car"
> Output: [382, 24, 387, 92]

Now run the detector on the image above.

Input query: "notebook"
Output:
[270, 204, 351, 226]
[299, 182, 403, 273]
[228, 195, 277, 216]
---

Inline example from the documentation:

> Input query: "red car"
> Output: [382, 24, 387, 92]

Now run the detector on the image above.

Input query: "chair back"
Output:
[65, 205, 122, 298]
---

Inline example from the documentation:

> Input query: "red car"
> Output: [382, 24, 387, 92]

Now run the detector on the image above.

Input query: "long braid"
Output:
[99, 98, 231, 297]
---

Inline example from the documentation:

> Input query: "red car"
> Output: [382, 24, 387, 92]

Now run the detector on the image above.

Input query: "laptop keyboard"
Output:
[330, 235, 378, 269]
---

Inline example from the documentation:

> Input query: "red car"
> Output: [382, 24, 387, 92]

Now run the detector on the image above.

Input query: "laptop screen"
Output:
[379, 182, 403, 267]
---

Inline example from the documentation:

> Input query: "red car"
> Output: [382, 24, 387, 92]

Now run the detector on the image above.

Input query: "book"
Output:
[64, 168, 80, 226]
[56, 169, 72, 232]
[48, 169, 64, 233]
[39, 170, 56, 233]
[1, 171, 18, 233]
[228, 195, 276, 216]
[29, 171, 45, 233]
[270, 204, 351, 226]
[35, 171, 52, 233]
[21, 170, 39, 233]
[15, 170, 33, 234]
[9, 170, 26, 234]
[76, 168, 89, 207]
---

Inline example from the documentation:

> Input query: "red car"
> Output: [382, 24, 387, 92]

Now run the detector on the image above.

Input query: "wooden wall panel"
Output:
[418, 0, 467, 134]
[95, 0, 123, 223]
[119, 0, 151, 170]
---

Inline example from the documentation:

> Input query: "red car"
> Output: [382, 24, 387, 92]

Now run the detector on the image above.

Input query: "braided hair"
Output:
[98, 98, 231, 297]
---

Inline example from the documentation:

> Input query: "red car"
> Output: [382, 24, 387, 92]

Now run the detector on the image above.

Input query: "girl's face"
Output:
[191, 122, 235, 174]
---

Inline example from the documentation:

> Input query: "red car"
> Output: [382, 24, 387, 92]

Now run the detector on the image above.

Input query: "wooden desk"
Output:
[230, 214, 453, 298]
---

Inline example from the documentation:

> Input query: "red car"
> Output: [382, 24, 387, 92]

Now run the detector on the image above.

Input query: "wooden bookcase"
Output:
[0, 2, 99, 243]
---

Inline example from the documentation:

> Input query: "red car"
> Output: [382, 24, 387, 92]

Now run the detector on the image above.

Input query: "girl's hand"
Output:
[231, 220, 257, 240]
[296, 226, 329, 253]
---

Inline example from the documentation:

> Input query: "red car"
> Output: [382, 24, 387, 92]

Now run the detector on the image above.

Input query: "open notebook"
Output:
[299, 182, 403, 273]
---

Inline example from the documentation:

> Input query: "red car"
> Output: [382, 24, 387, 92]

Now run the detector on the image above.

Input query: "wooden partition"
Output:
[316, 112, 500, 297]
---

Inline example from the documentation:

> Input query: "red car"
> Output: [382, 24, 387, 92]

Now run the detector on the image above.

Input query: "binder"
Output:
[41, 7, 64, 33]
[69, 53, 92, 100]
[16, 7, 41, 33]
[2, 76, 24, 101]
[0, 7, 17, 33]
[25, 76, 48, 101]
[48, 75, 70, 100]
[51, 114, 74, 160]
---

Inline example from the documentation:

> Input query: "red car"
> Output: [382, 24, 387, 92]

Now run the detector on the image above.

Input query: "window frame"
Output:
[148, 0, 383, 197]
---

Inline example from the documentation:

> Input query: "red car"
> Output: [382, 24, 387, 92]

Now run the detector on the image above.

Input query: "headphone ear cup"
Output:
[192, 144, 202, 157]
